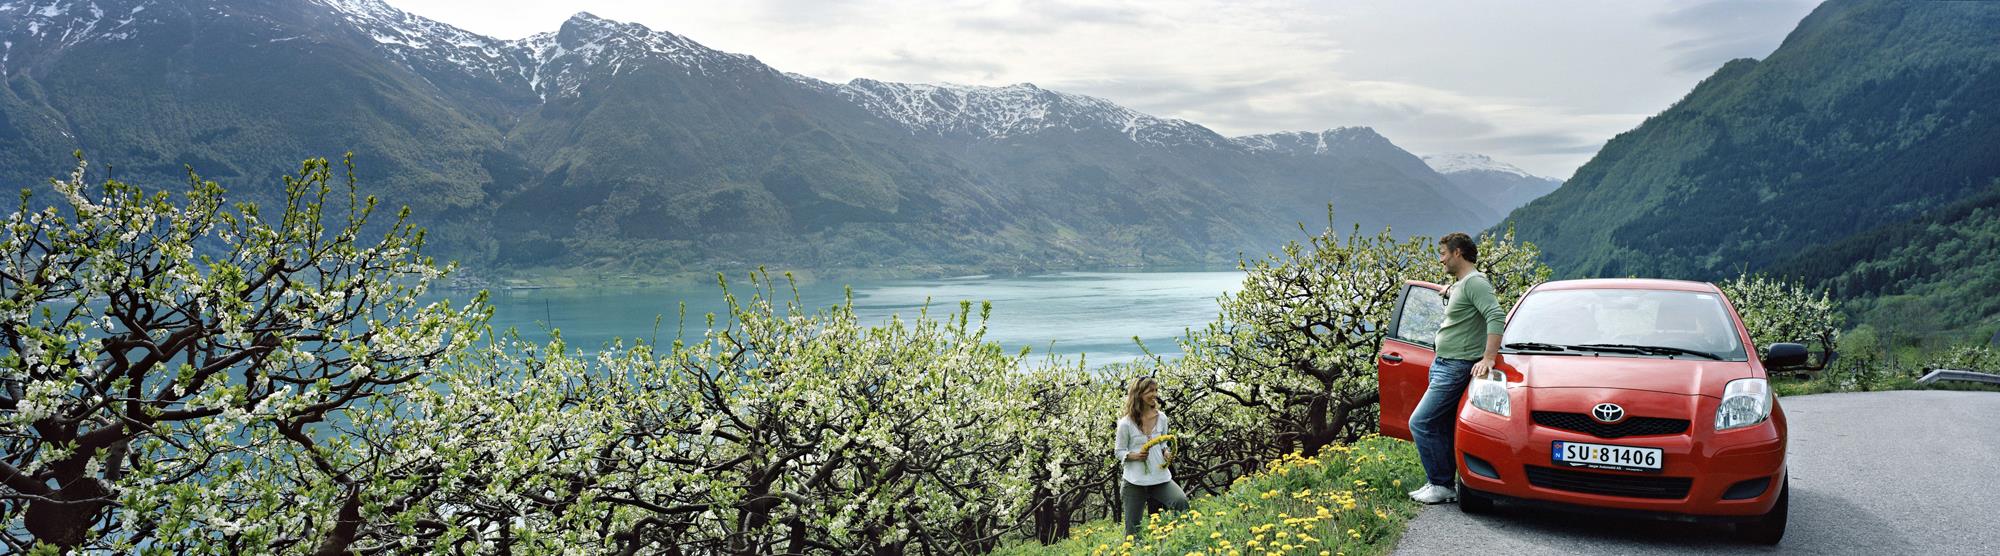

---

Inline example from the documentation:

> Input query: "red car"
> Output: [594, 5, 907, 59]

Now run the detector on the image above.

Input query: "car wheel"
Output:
[1734, 476, 1788, 545]
[1456, 478, 1495, 514]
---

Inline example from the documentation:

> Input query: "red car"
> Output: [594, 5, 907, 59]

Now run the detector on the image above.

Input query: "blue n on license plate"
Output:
[1552, 440, 1663, 473]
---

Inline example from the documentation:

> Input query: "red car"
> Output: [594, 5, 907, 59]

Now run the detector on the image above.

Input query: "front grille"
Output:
[1525, 465, 1692, 499]
[1533, 411, 1689, 438]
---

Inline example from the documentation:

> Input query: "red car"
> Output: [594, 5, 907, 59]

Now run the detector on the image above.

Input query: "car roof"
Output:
[1530, 278, 1720, 293]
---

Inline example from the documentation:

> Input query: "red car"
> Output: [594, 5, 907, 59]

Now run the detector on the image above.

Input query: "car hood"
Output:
[1505, 353, 1757, 397]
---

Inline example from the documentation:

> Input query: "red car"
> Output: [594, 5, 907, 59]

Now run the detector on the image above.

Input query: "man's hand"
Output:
[1472, 333, 1503, 378]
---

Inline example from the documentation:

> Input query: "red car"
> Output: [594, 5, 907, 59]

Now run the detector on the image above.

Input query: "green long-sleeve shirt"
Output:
[1437, 271, 1507, 361]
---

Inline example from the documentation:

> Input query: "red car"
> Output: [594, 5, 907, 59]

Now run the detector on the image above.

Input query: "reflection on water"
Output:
[434, 271, 1245, 367]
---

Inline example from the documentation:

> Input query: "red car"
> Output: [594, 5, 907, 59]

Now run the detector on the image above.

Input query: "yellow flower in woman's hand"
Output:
[1139, 434, 1179, 472]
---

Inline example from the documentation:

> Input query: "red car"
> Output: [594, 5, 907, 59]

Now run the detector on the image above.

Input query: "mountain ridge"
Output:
[1424, 152, 1562, 221]
[2, 0, 1500, 277]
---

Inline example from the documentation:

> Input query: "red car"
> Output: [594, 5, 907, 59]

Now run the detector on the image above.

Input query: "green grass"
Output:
[995, 435, 1424, 556]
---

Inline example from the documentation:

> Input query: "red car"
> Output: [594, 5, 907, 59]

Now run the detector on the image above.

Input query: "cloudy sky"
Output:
[384, 0, 1822, 179]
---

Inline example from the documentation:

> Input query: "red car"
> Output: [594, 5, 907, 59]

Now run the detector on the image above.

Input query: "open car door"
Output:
[1378, 280, 1446, 440]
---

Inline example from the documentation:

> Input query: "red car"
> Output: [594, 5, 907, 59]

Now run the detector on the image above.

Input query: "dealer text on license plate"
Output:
[1551, 441, 1662, 473]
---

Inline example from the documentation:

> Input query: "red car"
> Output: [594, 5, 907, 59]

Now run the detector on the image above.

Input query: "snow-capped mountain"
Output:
[0, 0, 145, 45]
[1233, 127, 1400, 155]
[0, 0, 155, 74]
[0, 0, 1493, 275]
[317, 0, 771, 101]
[1422, 152, 1562, 218]
[1422, 152, 1538, 179]
[315, 0, 1231, 146]
[822, 78, 1233, 147]
[0, 0, 1338, 154]
[328, 1, 1248, 149]
[505, 12, 777, 100]
[315, 0, 519, 83]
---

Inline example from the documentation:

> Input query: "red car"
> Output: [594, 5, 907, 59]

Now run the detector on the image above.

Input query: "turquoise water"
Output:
[450, 271, 1246, 367]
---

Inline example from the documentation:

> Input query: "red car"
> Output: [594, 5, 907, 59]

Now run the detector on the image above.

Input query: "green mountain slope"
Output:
[1498, 0, 2000, 281]
[1765, 181, 2000, 338]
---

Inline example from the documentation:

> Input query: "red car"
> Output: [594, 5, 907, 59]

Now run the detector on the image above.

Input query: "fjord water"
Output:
[459, 271, 1246, 367]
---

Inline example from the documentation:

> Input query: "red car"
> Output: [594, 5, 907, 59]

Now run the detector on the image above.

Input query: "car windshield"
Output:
[1501, 288, 1747, 361]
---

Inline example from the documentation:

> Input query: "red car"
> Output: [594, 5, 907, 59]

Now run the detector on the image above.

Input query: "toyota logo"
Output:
[1591, 403, 1627, 424]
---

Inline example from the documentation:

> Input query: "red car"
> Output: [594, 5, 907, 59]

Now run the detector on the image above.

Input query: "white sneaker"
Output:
[1409, 484, 1458, 504]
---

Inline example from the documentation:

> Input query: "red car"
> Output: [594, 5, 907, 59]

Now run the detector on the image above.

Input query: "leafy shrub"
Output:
[0, 156, 483, 552]
[1927, 343, 2000, 374]
[1718, 272, 1844, 371]
[1173, 218, 1549, 470]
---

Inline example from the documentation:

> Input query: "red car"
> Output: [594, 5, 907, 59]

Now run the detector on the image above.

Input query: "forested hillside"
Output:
[1497, 0, 2000, 339]
[1766, 181, 2000, 338]
[1500, 0, 2000, 281]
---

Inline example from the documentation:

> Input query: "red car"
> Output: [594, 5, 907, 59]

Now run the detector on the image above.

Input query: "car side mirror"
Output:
[1763, 342, 1808, 368]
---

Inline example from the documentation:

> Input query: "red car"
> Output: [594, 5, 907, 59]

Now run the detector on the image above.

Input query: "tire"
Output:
[1734, 476, 1788, 545]
[1457, 478, 1495, 514]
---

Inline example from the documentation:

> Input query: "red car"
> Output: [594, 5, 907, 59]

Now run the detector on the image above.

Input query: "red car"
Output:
[1377, 278, 1795, 544]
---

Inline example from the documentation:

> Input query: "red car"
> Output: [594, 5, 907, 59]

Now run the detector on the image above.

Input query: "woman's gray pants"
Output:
[1120, 479, 1189, 537]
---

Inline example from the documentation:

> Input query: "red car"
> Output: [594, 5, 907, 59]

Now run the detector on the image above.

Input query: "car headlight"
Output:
[1715, 378, 1772, 431]
[1469, 369, 1510, 417]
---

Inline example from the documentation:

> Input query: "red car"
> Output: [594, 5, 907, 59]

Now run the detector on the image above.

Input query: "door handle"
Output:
[1380, 353, 1403, 363]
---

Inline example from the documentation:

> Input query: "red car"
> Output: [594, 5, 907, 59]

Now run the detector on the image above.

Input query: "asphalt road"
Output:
[1391, 390, 2000, 555]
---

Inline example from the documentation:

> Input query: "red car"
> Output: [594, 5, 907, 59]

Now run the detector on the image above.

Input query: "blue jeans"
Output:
[1410, 357, 1475, 488]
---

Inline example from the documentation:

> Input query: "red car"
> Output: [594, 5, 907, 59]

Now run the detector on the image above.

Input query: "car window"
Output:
[1502, 288, 1747, 360]
[1394, 286, 1445, 347]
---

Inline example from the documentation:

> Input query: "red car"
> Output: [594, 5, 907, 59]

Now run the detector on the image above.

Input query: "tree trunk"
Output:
[24, 485, 111, 549]
[312, 488, 365, 556]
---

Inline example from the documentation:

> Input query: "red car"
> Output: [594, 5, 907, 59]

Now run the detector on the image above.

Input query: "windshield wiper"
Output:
[1502, 342, 1569, 352]
[1574, 343, 1724, 361]
[1564, 343, 1648, 355]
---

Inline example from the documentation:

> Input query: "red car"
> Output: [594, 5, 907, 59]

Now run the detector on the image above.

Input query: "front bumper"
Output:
[1454, 387, 1787, 518]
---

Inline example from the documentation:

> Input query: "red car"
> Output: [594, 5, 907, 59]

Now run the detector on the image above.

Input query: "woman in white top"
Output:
[1114, 376, 1188, 538]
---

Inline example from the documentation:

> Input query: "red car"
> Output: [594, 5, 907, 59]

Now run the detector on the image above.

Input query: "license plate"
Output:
[1552, 441, 1663, 473]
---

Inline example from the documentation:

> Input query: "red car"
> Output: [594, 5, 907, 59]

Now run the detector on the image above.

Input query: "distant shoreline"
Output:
[439, 261, 1247, 291]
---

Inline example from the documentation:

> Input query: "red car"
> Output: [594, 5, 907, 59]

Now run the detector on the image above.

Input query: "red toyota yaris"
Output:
[1377, 278, 1795, 544]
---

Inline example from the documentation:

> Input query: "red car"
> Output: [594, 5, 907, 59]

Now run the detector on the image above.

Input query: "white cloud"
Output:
[383, 0, 1822, 179]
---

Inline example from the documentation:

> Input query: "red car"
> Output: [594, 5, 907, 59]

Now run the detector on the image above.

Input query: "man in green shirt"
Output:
[1407, 232, 1507, 504]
